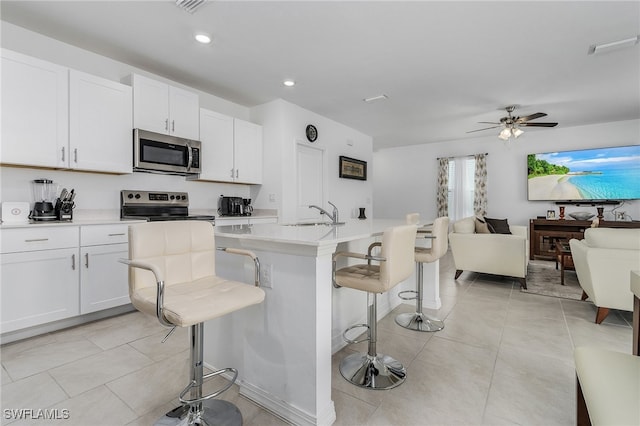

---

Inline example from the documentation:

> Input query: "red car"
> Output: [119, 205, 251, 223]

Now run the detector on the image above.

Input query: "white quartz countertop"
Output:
[214, 219, 421, 247]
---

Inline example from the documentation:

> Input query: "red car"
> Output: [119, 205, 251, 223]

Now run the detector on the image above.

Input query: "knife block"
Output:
[55, 199, 74, 221]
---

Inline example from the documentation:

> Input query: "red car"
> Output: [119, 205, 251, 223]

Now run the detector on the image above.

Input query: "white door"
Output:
[233, 119, 263, 184]
[296, 143, 325, 221]
[168, 85, 199, 139]
[132, 74, 169, 134]
[198, 109, 235, 182]
[69, 70, 132, 173]
[80, 243, 130, 314]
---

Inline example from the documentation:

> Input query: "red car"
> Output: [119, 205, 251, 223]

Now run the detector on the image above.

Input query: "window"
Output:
[448, 157, 476, 222]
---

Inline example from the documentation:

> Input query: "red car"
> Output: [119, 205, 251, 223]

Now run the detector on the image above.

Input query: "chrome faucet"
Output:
[309, 201, 339, 224]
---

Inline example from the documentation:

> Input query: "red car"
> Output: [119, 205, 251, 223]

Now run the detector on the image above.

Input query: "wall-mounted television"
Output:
[527, 145, 640, 202]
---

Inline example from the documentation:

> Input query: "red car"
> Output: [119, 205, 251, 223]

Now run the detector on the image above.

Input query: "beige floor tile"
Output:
[42, 386, 137, 426]
[0, 333, 57, 359]
[1, 373, 67, 425]
[1, 366, 11, 384]
[501, 321, 574, 362]
[566, 316, 633, 353]
[107, 350, 190, 415]
[49, 344, 153, 397]
[85, 313, 165, 350]
[331, 388, 376, 426]
[127, 326, 190, 361]
[2, 339, 103, 380]
[125, 400, 177, 426]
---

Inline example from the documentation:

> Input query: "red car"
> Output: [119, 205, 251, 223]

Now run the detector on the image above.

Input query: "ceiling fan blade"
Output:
[521, 122, 558, 127]
[466, 125, 502, 133]
[478, 121, 501, 124]
[517, 112, 547, 122]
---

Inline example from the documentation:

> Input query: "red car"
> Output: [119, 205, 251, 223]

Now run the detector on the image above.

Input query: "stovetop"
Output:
[120, 190, 214, 222]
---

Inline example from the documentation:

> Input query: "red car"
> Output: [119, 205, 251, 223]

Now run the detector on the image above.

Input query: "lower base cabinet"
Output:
[1, 223, 131, 334]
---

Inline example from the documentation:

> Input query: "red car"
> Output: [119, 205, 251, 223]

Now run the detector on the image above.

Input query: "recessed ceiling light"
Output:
[283, 80, 296, 87]
[195, 33, 211, 44]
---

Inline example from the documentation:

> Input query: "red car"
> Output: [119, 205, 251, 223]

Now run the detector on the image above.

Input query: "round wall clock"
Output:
[305, 124, 318, 142]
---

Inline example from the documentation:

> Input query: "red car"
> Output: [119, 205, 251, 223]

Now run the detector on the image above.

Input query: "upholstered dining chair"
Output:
[396, 215, 449, 332]
[120, 220, 265, 426]
[332, 223, 418, 390]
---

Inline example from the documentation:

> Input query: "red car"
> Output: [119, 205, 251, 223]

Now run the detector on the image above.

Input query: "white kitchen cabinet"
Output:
[80, 224, 129, 314]
[130, 73, 199, 140]
[69, 70, 133, 173]
[0, 227, 79, 333]
[197, 108, 263, 184]
[1, 49, 68, 168]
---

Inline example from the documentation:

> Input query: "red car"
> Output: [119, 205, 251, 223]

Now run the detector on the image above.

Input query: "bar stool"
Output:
[395, 215, 449, 332]
[332, 223, 418, 389]
[121, 221, 265, 426]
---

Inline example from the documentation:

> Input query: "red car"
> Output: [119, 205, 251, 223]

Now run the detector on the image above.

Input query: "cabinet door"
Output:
[197, 108, 235, 182]
[69, 70, 133, 173]
[132, 74, 170, 134]
[1, 248, 79, 333]
[169, 86, 199, 139]
[233, 119, 263, 184]
[80, 243, 130, 314]
[1, 49, 68, 168]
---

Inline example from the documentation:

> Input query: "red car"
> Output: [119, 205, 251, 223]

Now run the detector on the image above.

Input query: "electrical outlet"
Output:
[261, 264, 273, 289]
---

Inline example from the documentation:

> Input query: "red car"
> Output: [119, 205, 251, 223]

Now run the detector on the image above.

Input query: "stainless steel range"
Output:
[120, 190, 215, 223]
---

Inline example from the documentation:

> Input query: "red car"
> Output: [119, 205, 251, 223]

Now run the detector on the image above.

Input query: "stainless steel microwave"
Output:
[133, 129, 201, 175]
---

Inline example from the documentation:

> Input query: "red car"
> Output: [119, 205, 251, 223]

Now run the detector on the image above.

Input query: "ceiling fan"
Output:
[467, 105, 558, 140]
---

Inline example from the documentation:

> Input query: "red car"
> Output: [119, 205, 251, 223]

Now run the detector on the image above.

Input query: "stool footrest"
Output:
[398, 290, 418, 301]
[343, 324, 370, 344]
[179, 367, 238, 405]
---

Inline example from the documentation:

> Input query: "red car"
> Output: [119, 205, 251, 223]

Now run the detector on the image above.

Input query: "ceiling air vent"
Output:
[175, 0, 207, 14]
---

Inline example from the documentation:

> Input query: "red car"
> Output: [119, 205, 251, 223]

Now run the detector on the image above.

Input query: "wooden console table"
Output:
[529, 219, 640, 260]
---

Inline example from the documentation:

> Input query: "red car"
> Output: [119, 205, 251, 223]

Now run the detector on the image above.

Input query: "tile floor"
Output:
[1, 252, 633, 425]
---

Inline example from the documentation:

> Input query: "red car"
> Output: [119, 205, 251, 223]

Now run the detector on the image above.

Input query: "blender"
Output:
[30, 179, 58, 221]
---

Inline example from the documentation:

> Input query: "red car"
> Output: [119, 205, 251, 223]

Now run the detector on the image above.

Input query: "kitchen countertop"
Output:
[214, 218, 417, 247]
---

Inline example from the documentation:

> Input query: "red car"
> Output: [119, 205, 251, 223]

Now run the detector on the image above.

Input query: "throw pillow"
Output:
[484, 217, 512, 234]
[453, 216, 476, 234]
[475, 217, 491, 234]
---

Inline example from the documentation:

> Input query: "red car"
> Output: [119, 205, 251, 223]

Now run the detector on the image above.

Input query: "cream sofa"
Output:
[569, 227, 640, 324]
[449, 216, 529, 289]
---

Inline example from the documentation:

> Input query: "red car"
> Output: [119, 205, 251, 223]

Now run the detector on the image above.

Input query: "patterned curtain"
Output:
[473, 153, 487, 216]
[436, 157, 449, 217]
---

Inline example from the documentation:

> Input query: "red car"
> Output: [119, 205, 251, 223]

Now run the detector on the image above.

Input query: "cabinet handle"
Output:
[230, 168, 235, 178]
[165, 119, 169, 131]
[24, 238, 48, 243]
[71, 254, 76, 270]
[236, 169, 239, 179]
[108, 233, 126, 237]
[85, 253, 89, 268]
[172, 120, 175, 132]
[74, 148, 78, 163]
[61, 147, 65, 162]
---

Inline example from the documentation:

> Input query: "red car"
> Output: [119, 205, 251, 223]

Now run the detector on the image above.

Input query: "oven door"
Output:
[133, 129, 201, 175]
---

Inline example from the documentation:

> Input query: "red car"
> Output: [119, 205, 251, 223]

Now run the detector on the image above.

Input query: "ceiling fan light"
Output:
[513, 128, 524, 138]
[498, 128, 511, 140]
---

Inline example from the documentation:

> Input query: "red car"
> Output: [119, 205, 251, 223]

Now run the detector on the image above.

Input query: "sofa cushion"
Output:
[453, 216, 476, 234]
[475, 217, 491, 234]
[584, 228, 640, 250]
[484, 217, 512, 234]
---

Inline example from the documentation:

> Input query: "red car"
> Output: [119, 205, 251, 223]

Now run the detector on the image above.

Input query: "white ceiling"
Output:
[1, 1, 639, 150]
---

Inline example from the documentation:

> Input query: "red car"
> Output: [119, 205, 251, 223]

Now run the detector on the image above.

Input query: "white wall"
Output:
[373, 119, 640, 225]
[251, 99, 373, 223]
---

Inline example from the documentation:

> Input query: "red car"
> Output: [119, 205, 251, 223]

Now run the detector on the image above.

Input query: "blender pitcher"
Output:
[30, 179, 58, 221]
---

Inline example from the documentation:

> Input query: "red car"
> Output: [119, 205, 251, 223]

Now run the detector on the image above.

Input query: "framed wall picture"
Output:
[339, 156, 367, 180]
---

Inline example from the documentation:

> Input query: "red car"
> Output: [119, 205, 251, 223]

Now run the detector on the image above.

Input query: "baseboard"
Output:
[239, 381, 336, 426]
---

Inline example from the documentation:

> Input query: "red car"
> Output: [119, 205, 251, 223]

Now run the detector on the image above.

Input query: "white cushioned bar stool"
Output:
[395, 215, 449, 332]
[120, 221, 265, 426]
[333, 223, 418, 389]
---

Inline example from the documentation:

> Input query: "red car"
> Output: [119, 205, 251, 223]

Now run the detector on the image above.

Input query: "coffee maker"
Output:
[30, 179, 58, 221]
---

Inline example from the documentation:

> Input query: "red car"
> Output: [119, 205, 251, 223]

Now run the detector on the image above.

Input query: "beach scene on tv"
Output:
[527, 145, 640, 201]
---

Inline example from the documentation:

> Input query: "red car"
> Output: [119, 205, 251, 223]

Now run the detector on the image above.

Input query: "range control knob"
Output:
[127, 193, 134, 199]
[181, 195, 187, 200]
[170, 195, 175, 200]
[134, 193, 141, 199]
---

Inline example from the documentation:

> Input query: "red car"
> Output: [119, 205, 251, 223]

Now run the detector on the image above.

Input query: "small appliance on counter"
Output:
[55, 188, 76, 221]
[30, 179, 59, 221]
[1, 202, 30, 224]
[218, 196, 252, 216]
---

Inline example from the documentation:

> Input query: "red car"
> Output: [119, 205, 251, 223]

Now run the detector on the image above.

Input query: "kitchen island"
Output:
[207, 219, 440, 426]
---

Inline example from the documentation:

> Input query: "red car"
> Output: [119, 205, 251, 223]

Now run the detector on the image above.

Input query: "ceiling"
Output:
[1, 1, 639, 150]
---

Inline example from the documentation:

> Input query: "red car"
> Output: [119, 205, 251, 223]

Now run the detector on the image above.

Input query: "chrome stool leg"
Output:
[154, 323, 242, 426]
[340, 292, 406, 390]
[395, 263, 444, 332]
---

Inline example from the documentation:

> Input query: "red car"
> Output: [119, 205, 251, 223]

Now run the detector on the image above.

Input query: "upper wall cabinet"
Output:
[1, 49, 133, 174]
[69, 70, 132, 173]
[1, 49, 69, 169]
[129, 74, 199, 140]
[197, 108, 263, 184]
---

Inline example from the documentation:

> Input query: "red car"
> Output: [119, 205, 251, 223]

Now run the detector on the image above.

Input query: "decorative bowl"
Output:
[568, 212, 595, 221]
